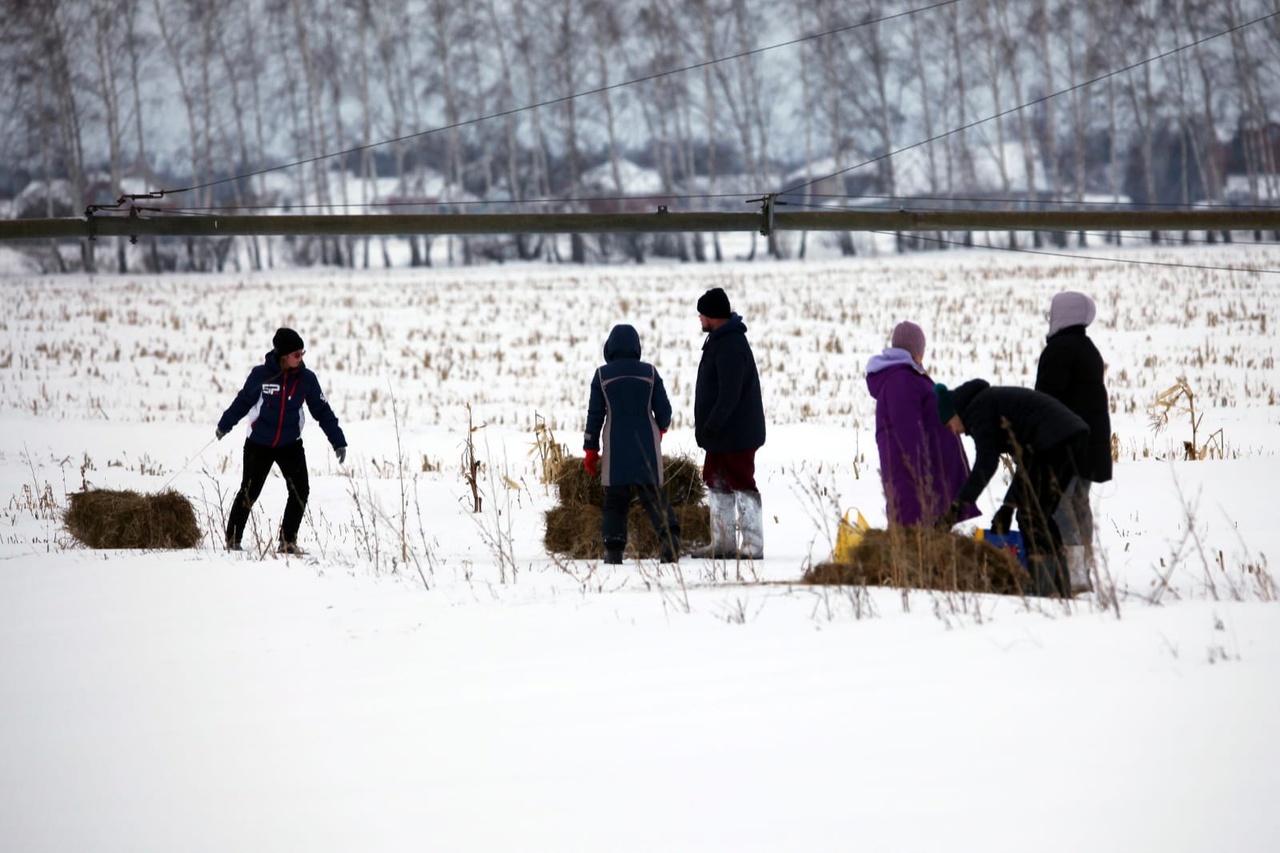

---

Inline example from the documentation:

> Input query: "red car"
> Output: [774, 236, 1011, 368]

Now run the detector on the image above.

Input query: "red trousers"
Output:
[702, 449, 758, 492]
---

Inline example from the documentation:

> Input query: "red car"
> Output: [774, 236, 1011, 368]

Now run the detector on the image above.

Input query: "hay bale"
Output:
[554, 454, 706, 507]
[544, 503, 710, 559]
[64, 488, 202, 550]
[803, 527, 1029, 595]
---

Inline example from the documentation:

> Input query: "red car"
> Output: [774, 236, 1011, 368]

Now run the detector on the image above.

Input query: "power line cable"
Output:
[159, 0, 961, 200]
[789, 193, 1279, 211]
[782, 10, 1280, 197]
[867, 230, 1280, 275]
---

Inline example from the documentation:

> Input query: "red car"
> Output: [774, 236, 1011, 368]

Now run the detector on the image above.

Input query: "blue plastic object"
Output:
[980, 529, 1028, 567]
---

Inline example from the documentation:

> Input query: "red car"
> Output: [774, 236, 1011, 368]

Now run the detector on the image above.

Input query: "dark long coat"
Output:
[694, 314, 765, 452]
[1035, 326, 1113, 483]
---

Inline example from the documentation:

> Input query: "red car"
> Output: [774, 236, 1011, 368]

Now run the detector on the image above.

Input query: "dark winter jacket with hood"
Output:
[583, 325, 672, 487]
[218, 351, 346, 450]
[694, 313, 766, 452]
[1035, 292, 1113, 483]
[949, 379, 1088, 507]
[866, 348, 977, 526]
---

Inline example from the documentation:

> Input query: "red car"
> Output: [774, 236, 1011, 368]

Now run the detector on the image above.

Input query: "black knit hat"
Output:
[696, 287, 731, 319]
[273, 327, 305, 357]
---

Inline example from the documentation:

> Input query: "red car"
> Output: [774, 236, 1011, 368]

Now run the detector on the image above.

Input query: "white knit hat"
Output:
[1048, 291, 1096, 337]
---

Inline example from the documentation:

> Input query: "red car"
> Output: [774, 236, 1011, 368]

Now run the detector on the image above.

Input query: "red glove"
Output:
[660, 429, 667, 438]
[583, 449, 601, 477]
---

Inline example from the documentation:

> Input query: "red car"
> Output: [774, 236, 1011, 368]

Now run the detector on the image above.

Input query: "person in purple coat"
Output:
[865, 321, 976, 527]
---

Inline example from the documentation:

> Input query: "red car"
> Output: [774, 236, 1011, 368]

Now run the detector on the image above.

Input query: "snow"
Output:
[2, 242, 1279, 852]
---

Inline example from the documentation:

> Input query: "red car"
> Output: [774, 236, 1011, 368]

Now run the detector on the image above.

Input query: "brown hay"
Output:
[544, 503, 710, 559]
[553, 454, 706, 507]
[803, 527, 1029, 595]
[64, 488, 203, 550]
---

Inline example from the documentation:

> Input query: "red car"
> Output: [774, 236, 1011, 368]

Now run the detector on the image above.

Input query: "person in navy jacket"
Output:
[582, 324, 680, 564]
[217, 327, 347, 554]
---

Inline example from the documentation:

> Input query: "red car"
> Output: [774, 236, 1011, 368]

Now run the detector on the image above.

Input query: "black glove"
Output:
[991, 504, 1015, 535]
[216, 427, 228, 440]
[935, 502, 963, 530]
[335, 446, 347, 464]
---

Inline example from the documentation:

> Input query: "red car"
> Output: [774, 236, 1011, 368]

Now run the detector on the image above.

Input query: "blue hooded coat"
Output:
[583, 325, 672, 487]
[218, 351, 346, 450]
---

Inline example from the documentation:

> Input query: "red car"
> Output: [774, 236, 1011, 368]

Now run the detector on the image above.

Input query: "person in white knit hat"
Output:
[1035, 292, 1112, 593]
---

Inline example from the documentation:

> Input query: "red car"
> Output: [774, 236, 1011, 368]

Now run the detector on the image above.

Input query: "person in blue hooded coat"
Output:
[217, 327, 347, 554]
[582, 324, 680, 564]
[865, 321, 976, 527]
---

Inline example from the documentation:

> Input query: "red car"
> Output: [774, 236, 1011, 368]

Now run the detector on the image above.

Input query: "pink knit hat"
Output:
[891, 321, 926, 359]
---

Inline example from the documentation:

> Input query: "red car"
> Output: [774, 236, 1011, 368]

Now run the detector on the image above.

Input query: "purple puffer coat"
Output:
[866, 349, 978, 527]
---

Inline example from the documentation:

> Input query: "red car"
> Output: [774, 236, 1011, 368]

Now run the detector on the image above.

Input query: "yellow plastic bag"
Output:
[832, 508, 870, 563]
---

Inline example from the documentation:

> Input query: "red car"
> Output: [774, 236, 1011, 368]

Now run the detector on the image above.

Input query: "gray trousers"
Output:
[1053, 477, 1094, 550]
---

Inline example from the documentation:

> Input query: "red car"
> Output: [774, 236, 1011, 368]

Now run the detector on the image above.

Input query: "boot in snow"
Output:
[692, 490, 738, 558]
[1066, 545, 1092, 594]
[737, 490, 764, 560]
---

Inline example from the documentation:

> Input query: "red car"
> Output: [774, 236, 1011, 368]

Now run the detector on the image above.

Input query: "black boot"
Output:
[603, 542, 625, 565]
[660, 537, 681, 564]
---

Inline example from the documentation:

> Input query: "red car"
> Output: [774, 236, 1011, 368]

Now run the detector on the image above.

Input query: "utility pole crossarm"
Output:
[0, 208, 1277, 240]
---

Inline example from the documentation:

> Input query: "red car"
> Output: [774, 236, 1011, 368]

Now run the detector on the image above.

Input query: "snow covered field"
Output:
[2, 243, 1278, 852]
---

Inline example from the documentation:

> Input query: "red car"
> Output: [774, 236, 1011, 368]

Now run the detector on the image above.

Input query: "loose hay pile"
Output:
[544, 454, 709, 559]
[804, 527, 1030, 595]
[64, 489, 202, 549]
[553, 455, 706, 507]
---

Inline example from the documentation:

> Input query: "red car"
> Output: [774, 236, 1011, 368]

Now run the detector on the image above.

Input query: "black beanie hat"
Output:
[273, 327, 305, 357]
[697, 287, 731, 319]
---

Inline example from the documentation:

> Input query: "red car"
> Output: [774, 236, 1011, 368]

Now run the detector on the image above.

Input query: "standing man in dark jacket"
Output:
[936, 379, 1088, 596]
[582, 324, 681, 565]
[692, 287, 766, 560]
[1035, 291, 1112, 592]
[217, 327, 347, 554]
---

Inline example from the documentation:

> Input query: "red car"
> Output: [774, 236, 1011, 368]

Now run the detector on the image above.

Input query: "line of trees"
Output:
[2, 0, 1278, 272]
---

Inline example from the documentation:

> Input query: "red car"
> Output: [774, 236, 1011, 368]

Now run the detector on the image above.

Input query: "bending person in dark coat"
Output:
[1035, 291, 1112, 592]
[582, 324, 680, 565]
[936, 379, 1089, 596]
[692, 287, 766, 560]
[217, 327, 347, 554]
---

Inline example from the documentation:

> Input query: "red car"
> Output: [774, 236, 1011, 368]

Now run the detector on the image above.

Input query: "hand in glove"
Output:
[335, 446, 347, 464]
[935, 501, 963, 531]
[216, 427, 228, 440]
[583, 449, 601, 477]
[990, 504, 1015, 535]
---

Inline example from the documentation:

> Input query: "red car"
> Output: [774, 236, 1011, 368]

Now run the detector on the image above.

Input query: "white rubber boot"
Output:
[1066, 545, 1092, 594]
[693, 490, 738, 558]
[737, 490, 764, 560]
